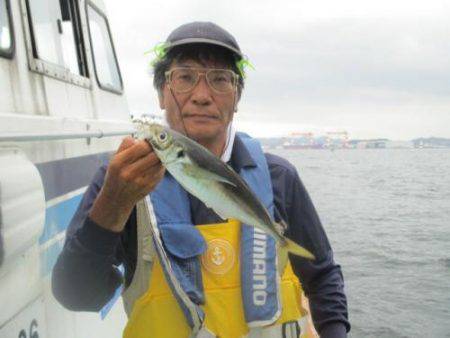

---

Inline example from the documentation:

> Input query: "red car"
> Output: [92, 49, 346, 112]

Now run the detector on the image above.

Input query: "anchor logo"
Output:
[202, 239, 235, 275]
[212, 247, 225, 266]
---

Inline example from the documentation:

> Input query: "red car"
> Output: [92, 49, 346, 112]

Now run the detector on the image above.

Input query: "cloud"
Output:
[104, 0, 450, 139]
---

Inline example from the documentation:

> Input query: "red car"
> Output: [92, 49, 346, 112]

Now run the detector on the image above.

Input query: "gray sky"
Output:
[104, 0, 450, 139]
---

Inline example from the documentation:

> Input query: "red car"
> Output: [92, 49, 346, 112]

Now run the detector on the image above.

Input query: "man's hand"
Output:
[89, 137, 165, 232]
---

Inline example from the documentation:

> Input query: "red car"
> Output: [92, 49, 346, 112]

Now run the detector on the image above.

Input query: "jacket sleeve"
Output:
[267, 154, 350, 338]
[51, 165, 124, 311]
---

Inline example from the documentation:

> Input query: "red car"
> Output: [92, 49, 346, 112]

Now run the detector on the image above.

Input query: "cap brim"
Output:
[167, 38, 243, 59]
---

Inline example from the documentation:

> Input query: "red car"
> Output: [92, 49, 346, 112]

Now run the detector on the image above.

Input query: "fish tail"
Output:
[277, 247, 289, 276]
[284, 238, 315, 260]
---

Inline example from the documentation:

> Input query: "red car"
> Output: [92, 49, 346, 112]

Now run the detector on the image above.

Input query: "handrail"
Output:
[0, 129, 135, 142]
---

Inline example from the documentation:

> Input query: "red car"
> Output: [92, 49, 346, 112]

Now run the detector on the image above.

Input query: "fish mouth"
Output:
[145, 137, 162, 150]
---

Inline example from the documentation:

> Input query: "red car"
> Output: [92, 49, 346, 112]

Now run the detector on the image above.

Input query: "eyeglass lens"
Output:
[170, 68, 235, 93]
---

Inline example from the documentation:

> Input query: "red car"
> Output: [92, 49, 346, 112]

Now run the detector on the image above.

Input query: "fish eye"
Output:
[158, 132, 167, 141]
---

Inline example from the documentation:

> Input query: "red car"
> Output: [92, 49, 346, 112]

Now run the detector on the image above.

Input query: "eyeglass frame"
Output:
[164, 67, 239, 94]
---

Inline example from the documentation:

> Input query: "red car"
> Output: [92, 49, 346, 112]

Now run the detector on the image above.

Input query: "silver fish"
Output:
[136, 122, 315, 268]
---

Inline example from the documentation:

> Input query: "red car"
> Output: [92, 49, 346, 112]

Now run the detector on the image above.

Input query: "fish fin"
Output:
[284, 238, 315, 260]
[182, 163, 237, 187]
[277, 247, 290, 276]
[277, 218, 289, 234]
[273, 220, 287, 235]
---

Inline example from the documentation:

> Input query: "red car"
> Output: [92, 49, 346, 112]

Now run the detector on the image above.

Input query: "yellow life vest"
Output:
[123, 219, 318, 338]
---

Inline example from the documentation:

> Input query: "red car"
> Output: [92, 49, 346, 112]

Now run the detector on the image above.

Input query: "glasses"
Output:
[165, 67, 238, 94]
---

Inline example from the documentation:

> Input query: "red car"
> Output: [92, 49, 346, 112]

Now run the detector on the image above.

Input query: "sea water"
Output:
[273, 148, 450, 338]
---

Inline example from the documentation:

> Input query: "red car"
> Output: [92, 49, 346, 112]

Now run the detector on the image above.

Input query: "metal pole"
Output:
[0, 129, 135, 142]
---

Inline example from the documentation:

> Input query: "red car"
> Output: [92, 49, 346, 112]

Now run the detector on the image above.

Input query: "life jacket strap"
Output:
[143, 195, 206, 335]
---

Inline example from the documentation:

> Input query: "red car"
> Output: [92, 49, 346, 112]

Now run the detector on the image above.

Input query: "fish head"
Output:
[138, 123, 186, 165]
[143, 123, 173, 151]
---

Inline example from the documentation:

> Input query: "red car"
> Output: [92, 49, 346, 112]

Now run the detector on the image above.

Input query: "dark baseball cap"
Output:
[165, 22, 243, 60]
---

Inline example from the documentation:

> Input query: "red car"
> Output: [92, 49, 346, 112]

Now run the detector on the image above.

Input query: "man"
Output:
[52, 22, 350, 338]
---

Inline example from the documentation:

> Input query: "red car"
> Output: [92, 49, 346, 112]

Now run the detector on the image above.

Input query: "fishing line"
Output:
[169, 86, 189, 137]
[221, 84, 239, 161]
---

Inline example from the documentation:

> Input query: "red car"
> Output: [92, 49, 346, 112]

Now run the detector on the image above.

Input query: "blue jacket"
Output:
[52, 134, 350, 338]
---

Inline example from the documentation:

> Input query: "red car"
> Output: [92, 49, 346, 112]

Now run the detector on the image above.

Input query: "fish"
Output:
[136, 122, 315, 271]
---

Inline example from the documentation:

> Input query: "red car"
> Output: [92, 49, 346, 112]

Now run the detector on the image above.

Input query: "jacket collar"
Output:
[229, 134, 257, 171]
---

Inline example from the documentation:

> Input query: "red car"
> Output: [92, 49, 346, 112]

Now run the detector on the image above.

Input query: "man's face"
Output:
[159, 58, 238, 146]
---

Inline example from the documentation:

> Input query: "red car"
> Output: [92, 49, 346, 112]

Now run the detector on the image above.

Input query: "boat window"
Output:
[26, 0, 87, 75]
[0, 0, 14, 58]
[86, 3, 122, 93]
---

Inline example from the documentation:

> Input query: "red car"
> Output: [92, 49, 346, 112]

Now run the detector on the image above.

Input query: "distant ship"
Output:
[282, 141, 323, 150]
[281, 131, 349, 150]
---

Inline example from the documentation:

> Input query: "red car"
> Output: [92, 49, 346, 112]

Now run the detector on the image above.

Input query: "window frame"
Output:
[0, 0, 15, 59]
[85, 1, 123, 95]
[68, 0, 89, 77]
[21, 0, 90, 87]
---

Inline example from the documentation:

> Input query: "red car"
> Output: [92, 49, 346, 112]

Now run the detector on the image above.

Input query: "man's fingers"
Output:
[117, 136, 136, 153]
[142, 165, 166, 190]
[116, 140, 154, 165]
[126, 152, 162, 179]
